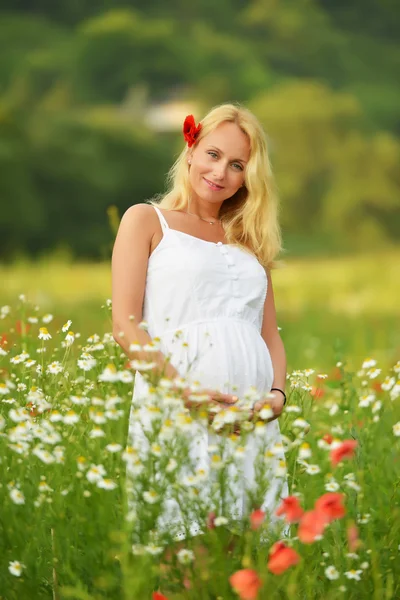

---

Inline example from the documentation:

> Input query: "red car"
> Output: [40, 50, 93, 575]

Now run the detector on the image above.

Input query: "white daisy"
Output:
[64, 332, 75, 346]
[32, 446, 55, 464]
[98, 365, 120, 382]
[177, 549, 195, 565]
[77, 354, 97, 371]
[10, 488, 25, 505]
[89, 427, 106, 438]
[97, 478, 118, 490]
[63, 411, 80, 425]
[392, 422, 400, 437]
[105, 443, 123, 453]
[38, 327, 51, 341]
[361, 358, 376, 369]
[62, 320, 72, 333]
[345, 569, 362, 581]
[46, 362, 64, 375]
[381, 377, 395, 391]
[305, 464, 321, 475]
[119, 370, 134, 383]
[366, 367, 381, 379]
[145, 544, 164, 555]
[299, 443, 312, 459]
[86, 464, 106, 483]
[9, 408, 30, 423]
[165, 458, 178, 472]
[8, 561, 25, 577]
[89, 410, 107, 425]
[390, 382, 400, 401]
[325, 481, 340, 492]
[143, 490, 160, 504]
[292, 418, 310, 429]
[0, 383, 10, 395]
[325, 565, 339, 580]
[49, 411, 63, 422]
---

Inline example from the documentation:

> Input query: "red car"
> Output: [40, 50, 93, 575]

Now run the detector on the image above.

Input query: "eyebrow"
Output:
[207, 145, 248, 164]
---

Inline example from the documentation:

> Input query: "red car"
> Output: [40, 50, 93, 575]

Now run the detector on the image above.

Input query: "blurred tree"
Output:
[0, 4, 399, 259]
[0, 101, 46, 256]
[251, 80, 400, 252]
[72, 10, 185, 103]
[0, 14, 68, 93]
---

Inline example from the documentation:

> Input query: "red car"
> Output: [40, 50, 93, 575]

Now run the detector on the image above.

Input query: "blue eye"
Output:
[207, 151, 243, 171]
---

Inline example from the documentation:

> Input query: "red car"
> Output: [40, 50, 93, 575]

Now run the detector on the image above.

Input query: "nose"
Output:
[213, 163, 226, 181]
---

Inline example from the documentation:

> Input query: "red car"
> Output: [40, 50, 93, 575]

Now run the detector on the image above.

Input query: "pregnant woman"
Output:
[112, 103, 289, 541]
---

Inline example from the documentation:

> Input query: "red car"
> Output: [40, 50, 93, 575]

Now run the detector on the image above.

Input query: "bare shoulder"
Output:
[121, 202, 157, 227]
[118, 203, 158, 242]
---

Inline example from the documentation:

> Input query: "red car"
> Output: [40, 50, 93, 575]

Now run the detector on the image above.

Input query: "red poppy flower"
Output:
[275, 496, 304, 523]
[330, 439, 358, 466]
[250, 508, 265, 530]
[152, 592, 169, 600]
[15, 320, 31, 335]
[310, 386, 325, 399]
[267, 541, 300, 575]
[298, 509, 328, 544]
[0, 333, 8, 348]
[372, 381, 382, 393]
[328, 367, 342, 381]
[229, 569, 262, 600]
[314, 492, 346, 523]
[322, 433, 333, 445]
[183, 115, 202, 148]
[26, 402, 38, 418]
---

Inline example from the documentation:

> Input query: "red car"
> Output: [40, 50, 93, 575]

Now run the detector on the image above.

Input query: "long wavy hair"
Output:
[148, 102, 283, 270]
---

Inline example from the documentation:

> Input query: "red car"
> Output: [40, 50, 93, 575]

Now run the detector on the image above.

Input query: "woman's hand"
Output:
[180, 387, 238, 411]
[251, 390, 285, 422]
[229, 391, 285, 434]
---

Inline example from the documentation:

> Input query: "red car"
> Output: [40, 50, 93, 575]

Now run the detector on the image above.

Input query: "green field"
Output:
[0, 252, 399, 599]
[1, 250, 398, 369]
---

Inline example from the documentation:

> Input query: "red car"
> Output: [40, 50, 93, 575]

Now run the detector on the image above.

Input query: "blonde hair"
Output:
[148, 102, 283, 270]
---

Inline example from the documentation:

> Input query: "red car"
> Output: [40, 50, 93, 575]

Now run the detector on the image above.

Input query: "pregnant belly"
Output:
[159, 318, 274, 399]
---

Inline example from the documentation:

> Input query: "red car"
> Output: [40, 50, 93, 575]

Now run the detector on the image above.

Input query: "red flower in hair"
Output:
[183, 114, 202, 147]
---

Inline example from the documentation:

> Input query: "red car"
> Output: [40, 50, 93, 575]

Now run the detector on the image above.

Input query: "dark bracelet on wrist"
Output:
[270, 387, 287, 406]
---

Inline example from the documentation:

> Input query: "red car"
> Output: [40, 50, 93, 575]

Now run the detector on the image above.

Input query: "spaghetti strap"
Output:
[152, 205, 170, 232]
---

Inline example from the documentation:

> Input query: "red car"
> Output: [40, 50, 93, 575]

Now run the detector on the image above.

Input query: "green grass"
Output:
[0, 252, 399, 598]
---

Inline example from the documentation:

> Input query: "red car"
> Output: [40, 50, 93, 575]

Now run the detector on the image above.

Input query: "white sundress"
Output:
[128, 204, 289, 540]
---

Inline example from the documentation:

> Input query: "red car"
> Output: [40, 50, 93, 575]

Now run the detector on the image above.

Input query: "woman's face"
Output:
[188, 121, 250, 205]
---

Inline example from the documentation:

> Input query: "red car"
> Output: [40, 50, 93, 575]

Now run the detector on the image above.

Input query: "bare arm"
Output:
[257, 269, 287, 419]
[111, 204, 237, 411]
[111, 203, 180, 382]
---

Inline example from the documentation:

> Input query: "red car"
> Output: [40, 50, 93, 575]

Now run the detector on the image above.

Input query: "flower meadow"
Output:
[0, 296, 400, 600]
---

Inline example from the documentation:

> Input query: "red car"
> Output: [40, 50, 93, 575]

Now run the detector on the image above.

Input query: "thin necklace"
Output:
[184, 210, 221, 225]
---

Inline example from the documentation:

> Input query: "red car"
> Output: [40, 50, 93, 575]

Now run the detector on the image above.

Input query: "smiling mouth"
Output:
[204, 177, 224, 190]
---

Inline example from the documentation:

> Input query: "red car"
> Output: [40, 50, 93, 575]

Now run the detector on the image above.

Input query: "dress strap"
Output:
[152, 205, 170, 233]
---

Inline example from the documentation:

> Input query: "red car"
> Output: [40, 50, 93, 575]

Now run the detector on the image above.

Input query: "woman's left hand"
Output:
[229, 391, 285, 434]
[251, 390, 285, 421]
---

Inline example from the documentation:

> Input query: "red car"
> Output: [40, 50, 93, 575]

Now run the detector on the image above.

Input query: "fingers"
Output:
[214, 393, 238, 405]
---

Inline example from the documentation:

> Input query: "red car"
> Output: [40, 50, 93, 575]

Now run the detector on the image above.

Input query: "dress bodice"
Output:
[143, 205, 268, 339]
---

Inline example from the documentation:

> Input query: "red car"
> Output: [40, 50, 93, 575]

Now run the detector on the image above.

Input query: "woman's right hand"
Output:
[181, 386, 238, 411]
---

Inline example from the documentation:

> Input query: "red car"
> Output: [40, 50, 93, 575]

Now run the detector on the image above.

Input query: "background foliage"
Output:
[0, 1, 399, 260]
